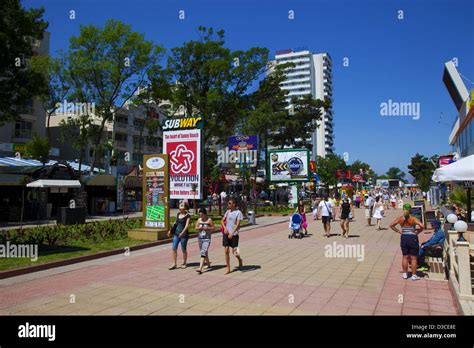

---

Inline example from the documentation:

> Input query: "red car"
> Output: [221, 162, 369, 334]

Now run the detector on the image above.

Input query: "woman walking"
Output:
[195, 208, 214, 274]
[167, 202, 191, 270]
[340, 197, 354, 238]
[372, 196, 384, 230]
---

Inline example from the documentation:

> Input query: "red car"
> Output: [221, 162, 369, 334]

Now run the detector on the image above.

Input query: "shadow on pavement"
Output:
[238, 265, 261, 272]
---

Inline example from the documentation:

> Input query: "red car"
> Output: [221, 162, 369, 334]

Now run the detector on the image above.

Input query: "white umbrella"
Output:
[432, 155, 474, 182]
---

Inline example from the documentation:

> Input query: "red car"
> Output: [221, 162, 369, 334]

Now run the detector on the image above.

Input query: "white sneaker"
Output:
[402, 272, 408, 279]
[411, 274, 421, 281]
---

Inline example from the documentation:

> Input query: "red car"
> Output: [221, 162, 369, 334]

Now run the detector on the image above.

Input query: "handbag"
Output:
[170, 223, 177, 234]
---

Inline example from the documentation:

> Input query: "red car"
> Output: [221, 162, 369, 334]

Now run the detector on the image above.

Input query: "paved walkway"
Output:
[0, 207, 459, 315]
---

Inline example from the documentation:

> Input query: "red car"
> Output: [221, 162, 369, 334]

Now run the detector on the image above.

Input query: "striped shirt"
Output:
[395, 216, 419, 235]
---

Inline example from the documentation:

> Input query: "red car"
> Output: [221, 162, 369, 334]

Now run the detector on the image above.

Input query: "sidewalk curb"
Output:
[0, 218, 287, 280]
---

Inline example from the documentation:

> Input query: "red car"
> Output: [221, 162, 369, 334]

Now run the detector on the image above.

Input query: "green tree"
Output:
[385, 167, 406, 182]
[58, 114, 96, 175]
[349, 160, 376, 184]
[408, 153, 436, 192]
[161, 26, 268, 146]
[243, 63, 291, 180]
[271, 94, 330, 150]
[66, 19, 165, 173]
[314, 154, 347, 187]
[0, 0, 49, 125]
[30, 53, 72, 141]
[24, 135, 50, 164]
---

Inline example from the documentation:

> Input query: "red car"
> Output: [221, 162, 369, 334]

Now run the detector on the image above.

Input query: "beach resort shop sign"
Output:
[217, 135, 259, 167]
[163, 116, 203, 199]
[269, 149, 309, 182]
[142, 154, 170, 229]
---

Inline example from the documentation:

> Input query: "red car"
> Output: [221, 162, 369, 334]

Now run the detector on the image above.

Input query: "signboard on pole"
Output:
[143, 154, 169, 229]
[163, 117, 202, 199]
[217, 135, 259, 167]
[410, 205, 425, 228]
[269, 149, 309, 182]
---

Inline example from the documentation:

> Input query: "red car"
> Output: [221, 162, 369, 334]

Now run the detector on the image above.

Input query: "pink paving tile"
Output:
[402, 308, 430, 315]
[319, 304, 350, 315]
[402, 301, 430, 311]
[297, 301, 326, 313]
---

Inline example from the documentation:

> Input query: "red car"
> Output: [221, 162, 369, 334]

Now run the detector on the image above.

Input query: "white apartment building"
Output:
[271, 49, 334, 158]
[49, 102, 167, 167]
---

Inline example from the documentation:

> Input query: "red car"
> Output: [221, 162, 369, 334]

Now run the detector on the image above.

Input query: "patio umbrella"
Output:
[431, 154, 474, 182]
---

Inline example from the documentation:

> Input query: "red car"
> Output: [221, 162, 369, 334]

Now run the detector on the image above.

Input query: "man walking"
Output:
[389, 203, 424, 280]
[364, 193, 374, 226]
[318, 195, 334, 238]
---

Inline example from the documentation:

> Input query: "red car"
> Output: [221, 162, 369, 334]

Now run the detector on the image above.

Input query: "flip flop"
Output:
[168, 265, 177, 270]
[180, 264, 187, 269]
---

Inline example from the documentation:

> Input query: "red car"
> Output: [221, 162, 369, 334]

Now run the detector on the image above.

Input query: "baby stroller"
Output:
[288, 213, 304, 239]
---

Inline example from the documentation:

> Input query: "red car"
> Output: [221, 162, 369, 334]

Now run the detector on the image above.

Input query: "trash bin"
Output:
[247, 210, 255, 225]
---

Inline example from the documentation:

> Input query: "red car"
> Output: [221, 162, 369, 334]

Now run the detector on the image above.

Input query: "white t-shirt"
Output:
[365, 196, 374, 208]
[318, 200, 333, 217]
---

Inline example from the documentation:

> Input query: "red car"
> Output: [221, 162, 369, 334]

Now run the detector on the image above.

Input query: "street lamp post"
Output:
[447, 213, 468, 242]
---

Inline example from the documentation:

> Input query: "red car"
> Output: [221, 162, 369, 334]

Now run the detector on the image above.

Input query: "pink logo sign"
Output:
[169, 144, 195, 174]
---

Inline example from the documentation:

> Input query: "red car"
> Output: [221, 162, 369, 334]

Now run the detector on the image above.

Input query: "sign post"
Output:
[163, 117, 203, 202]
[128, 154, 170, 241]
[142, 154, 170, 230]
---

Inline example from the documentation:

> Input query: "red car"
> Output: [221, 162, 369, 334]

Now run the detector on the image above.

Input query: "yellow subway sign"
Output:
[162, 117, 203, 130]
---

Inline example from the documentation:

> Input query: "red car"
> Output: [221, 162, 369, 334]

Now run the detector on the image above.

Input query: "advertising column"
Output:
[162, 117, 203, 200]
[142, 154, 170, 229]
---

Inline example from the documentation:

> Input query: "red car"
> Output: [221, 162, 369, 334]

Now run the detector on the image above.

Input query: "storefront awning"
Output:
[84, 174, 116, 187]
[26, 179, 82, 188]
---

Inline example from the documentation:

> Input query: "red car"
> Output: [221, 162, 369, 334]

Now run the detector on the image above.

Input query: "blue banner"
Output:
[228, 135, 258, 151]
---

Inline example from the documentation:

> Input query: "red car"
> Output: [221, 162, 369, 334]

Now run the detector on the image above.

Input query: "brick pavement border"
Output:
[0, 218, 287, 280]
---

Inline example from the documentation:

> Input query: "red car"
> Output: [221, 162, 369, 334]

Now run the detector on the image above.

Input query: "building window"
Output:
[14, 120, 33, 139]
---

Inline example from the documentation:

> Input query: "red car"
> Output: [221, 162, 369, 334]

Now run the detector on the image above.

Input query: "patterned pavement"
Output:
[0, 207, 459, 315]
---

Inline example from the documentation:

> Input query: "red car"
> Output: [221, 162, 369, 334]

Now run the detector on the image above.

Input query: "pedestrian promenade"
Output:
[0, 207, 458, 315]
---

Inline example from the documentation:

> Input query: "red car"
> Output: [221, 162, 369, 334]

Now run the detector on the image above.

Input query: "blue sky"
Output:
[24, 0, 474, 177]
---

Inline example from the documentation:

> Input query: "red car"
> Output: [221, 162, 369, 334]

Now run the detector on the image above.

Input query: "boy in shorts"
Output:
[221, 197, 244, 274]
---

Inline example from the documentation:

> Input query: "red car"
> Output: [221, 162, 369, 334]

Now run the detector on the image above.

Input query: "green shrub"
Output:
[0, 218, 142, 246]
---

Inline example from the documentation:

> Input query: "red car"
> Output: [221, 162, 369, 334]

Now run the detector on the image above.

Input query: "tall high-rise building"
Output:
[270, 49, 334, 158]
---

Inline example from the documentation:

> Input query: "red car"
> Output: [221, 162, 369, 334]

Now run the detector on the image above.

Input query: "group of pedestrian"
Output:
[167, 188, 436, 283]
[167, 198, 244, 275]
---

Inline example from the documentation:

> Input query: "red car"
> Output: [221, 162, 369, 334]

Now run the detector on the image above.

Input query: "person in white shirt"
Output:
[220, 191, 227, 206]
[318, 195, 335, 238]
[364, 194, 375, 226]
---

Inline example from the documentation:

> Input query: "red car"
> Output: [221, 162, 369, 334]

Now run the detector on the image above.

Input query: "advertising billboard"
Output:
[142, 154, 169, 229]
[217, 135, 259, 167]
[269, 149, 309, 182]
[163, 128, 202, 199]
